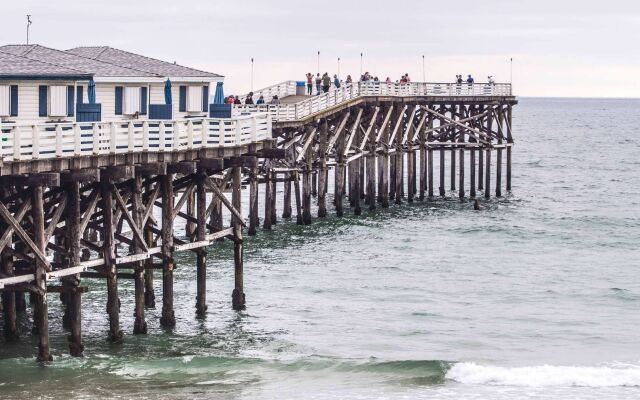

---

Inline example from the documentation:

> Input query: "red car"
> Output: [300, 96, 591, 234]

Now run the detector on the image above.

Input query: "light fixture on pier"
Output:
[337, 57, 340, 79]
[317, 51, 320, 75]
[251, 57, 254, 92]
[360, 53, 363, 77]
[422, 55, 425, 82]
[26, 15, 32, 44]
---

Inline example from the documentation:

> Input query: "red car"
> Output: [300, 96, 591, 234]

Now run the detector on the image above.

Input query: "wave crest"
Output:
[447, 362, 640, 387]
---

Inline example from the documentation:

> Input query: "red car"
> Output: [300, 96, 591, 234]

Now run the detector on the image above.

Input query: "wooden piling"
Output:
[195, 170, 208, 317]
[293, 170, 304, 224]
[231, 166, 245, 311]
[1, 251, 18, 341]
[263, 168, 273, 230]
[282, 172, 292, 219]
[495, 107, 503, 197]
[65, 180, 85, 354]
[506, 105, 513, 191]
[160, 173, 176, 328]
[318, 119, 328, 217]
[32, 185, 52, 361]
[100, 178, 123, 342]
[248, 166, 259, 235]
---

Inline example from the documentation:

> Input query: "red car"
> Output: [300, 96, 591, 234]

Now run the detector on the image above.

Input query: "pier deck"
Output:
[0, 81, 516, 361]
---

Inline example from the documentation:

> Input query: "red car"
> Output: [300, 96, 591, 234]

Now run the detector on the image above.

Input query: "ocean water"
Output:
[1, 97, 640, 399]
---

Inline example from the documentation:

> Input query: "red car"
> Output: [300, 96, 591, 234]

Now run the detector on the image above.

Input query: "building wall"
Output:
[0, 80, 78, 124]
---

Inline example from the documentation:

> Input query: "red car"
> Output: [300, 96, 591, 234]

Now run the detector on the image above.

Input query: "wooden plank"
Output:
[44, 192, 67, 243]
[387, 105, 408, 145]
[374, 105, 394, 143]
[343, 108, 363, 157]
[325, 111, 350, 155]
[358, 106, 380, 151]
[204, 176, 246, 227]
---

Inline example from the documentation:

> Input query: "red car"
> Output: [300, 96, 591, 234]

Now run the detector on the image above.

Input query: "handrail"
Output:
[0, 114, 272, 163]
[234, 81, 512, 122]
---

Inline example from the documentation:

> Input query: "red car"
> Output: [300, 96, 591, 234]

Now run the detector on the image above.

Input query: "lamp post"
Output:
[317, 51, 320, 75]
[26, 15, 32, 44]
[422, 55, 425, 82]
[251, 57, 254, 92]
[510, 57, 513, 86]
[337, 57, 340, 79]
[360, 52, 363, 78]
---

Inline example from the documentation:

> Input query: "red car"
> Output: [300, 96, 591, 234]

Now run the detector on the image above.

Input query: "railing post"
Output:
[12, 126, 20, 161]
[173, 122, 180, 150]
[128, 121, 134, 152]
[92, 123, 100, 155]
[219, 119, 225, 147]
[55, 124, 63, 157]
[74, 124, 82, 155]
[142, 121, 149, 151]
[32, 125, 40, 159]
[187, 120, 194, 150]
[251, 116, 257, 144]
[201, 118, 208, 148]
[109, 122, 117, 154]
[235, 119, 242, 146]
[159, 121, 166, 151]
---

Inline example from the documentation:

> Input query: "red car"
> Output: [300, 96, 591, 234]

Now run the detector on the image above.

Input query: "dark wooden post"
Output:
[263, 168, 272, 230]
[458, 106, 465, 200]
[186, 189, 196, 239]
[470, 143, 476, 198]
[302, 128, 313, 224]
[231, 166, 246, 310]
[270, 174, 277, 225]
[318, 119, 328, 217]
[381, 108, 390, 208]
[495, 107, 503, 197]
[195, 169, 208, 317]
[32, 185, 52, 361]
[478, 106, 485, 191]
[450, 105, 457, 192]
[65, 181, 84, 354]
[419, 112, 427, 201]
[131, 174, 147, 334]
[160, 173, 176, 328]
[101, 178, 123, 342]
[506, 104, 513, 191]
[2, 250, 18, 341]
[248, 166, 259, 235]
[485, 110, 493, 199]
[439, 146, 446, 197]
[293, 170, 304, 224]
[282, 172, 292, 219]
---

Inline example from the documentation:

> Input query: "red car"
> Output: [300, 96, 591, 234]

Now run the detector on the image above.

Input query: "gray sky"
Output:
[2, 0, 639, 97]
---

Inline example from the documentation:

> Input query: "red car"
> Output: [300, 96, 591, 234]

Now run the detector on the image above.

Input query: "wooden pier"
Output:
[0, 82, 516, 360]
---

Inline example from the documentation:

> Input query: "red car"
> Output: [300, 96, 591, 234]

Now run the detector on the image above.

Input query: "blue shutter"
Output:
[115, 86, 123, 115]
[179, 86, 186, 112]
[9, 85, 18, 117]
[140, 87, 148, 115]
[67, 86, 75, 117]
[202, 86, 209, 112]
[38, 85, 48, 117]
[76, 86, 83, 104]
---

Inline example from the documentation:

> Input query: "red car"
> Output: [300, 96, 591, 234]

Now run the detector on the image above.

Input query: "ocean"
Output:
[1, 97, 639, 399]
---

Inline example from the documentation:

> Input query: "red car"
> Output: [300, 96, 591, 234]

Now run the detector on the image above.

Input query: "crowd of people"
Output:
[225, 72, 499, 108]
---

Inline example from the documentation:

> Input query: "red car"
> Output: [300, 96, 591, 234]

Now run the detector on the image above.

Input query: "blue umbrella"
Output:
[87, 78, 96, 104]
[164, 79, 172, 104]
[213, 81, 224, 104]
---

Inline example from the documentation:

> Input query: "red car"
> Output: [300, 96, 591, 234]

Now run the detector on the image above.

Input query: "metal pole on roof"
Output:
[26, 15, 32, 45]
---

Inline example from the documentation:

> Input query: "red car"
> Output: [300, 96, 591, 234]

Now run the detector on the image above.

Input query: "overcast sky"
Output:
[2, 0, 639, 97]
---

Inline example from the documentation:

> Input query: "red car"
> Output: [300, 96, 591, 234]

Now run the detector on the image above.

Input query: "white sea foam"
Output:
[446, 362, 640, 387]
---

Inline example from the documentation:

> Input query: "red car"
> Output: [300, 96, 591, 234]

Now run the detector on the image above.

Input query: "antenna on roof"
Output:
[26, 15, 32, 45]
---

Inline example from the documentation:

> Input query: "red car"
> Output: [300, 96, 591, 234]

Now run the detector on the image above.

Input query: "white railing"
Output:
[0, 114, 271, 163]
[239, 81, 298, 103]
[234, 81, 512, 122]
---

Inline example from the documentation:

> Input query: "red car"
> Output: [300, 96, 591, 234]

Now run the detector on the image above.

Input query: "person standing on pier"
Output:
[315, 73, 322, 95]
[270, 95, 281, 105]
[234, 96, 242, 105]
[345, 74, 353, 84]
[322, 73, 331, 93]
[256, 95, 265, 104]
[306, 72, 313, 95]
[334, 74, 341, 89]
[245, 92, 254, 104]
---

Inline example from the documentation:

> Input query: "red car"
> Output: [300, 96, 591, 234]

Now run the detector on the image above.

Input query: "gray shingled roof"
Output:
[0, 45, 157, 77]
[0, 51, 92, 80]
[67, 46, 223, 78]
